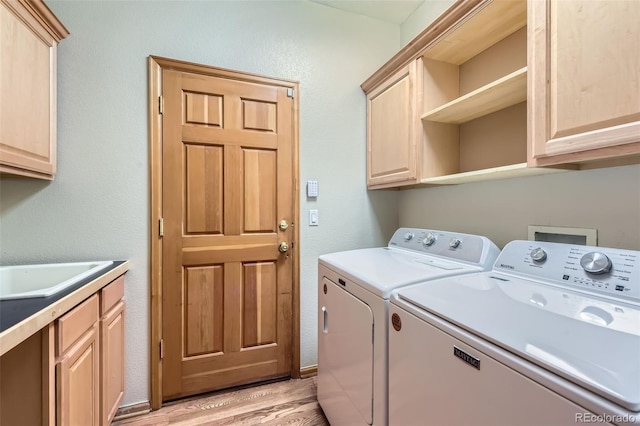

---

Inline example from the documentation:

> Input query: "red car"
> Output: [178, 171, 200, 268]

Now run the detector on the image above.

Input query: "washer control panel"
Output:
[494, 240, 640, 304]
[388, 228, 500, 268]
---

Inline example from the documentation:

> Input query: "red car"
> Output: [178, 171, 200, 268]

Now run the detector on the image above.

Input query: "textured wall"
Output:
[401, 0, 456, 45]
[0, 1, 400, 406]
[399, 165, 640, 250]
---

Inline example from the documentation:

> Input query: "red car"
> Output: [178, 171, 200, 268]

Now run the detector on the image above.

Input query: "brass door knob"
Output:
[279, 220, 289, 231]
[279, 242, 289, 253]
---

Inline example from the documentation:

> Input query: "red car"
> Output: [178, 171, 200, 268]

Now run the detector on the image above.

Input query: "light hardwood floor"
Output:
[113, 377, 329, 425]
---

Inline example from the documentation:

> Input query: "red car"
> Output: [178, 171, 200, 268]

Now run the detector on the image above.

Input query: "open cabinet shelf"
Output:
[415, 0, 545, 185]
[418, 162, 570, 185]
[421, 67, 527, 124]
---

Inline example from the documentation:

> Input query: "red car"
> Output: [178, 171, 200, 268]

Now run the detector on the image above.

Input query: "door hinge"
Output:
[287, 88, 294, 98]
[159, 339, 164, 359]
[159, 95, 164, 114]
[159, 218, 164, 237]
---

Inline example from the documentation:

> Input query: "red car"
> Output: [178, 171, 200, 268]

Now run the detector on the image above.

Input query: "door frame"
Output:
[148, 55, 300, 410]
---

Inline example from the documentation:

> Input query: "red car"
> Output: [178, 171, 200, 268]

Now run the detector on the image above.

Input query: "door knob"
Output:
[279, 220, 289, 231]
[279, 242, 289, 253]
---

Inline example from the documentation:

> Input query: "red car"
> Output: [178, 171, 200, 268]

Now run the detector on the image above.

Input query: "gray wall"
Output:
[0, 1, 400, 406]
[398, 165, 640, 250]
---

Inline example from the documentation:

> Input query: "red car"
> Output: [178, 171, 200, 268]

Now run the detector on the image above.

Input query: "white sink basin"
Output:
[0, 261, 113, 300]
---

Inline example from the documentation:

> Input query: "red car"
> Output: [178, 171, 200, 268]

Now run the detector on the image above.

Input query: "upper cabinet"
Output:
[363, 0, 640, 189]
[528, 0, 640, 166]
[366, 61, 420, 188]
[0, 0, 68, 180]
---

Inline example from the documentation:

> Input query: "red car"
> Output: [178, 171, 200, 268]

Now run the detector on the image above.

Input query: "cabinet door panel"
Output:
[0, 0, 67, 179]
[57, 324, 99, 426]
[367, 61, 419, 188]
[101, 301, 125, 426]
[529, 0, 640, 163]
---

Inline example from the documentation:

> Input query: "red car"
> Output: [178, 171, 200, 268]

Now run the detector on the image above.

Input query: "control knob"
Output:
[580, 252, 612, 275]
[449, 237, 461, 249]
[422, 233, 437, 247]
[530, 247, 547, 262]
[403, 231, 414, 242]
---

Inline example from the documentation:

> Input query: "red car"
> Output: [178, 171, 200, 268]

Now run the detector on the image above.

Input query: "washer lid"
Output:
[319, 247, 478, 298]
[396, 273, 640, 412]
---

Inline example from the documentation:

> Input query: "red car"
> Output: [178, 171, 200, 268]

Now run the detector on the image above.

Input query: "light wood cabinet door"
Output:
[57, 323, 100, 426]
[56, 295, 100, 426]
[100, 300, 125, 426]
[0, 0, 67, 179]
[366, 61, 420, 188]
[529, 0, 640, 166]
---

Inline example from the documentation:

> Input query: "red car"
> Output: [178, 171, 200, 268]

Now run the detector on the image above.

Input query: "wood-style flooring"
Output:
[113, 377, 329, 426]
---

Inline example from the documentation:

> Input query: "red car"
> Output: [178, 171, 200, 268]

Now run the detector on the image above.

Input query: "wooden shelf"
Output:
[424, 0, 526, 65]
[418, 163, 570, 185]
[421, 67, 527, 124]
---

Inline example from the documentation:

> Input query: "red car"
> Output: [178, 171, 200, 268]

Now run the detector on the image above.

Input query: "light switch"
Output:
[309, 209, 319, 226]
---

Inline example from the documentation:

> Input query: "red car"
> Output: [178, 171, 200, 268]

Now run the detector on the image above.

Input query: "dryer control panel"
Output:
[494, 240, 640, 304]
[388, 228, 500, 269]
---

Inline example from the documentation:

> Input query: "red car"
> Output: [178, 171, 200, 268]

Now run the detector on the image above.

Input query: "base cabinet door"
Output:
[529, 0, 640, 165]
[56, 294, 100, 426]
[100, 300, 125, 425]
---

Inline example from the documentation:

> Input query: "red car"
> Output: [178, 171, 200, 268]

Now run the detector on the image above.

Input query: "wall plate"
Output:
[528, 225, 597, 246]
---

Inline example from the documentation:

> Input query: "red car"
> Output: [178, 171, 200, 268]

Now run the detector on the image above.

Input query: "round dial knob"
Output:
[449, 237, 461, 249]
[422, 233, 437, 247]
[580, 252, 612, 275]
[530, 247, 547, 262]
[404, 232, 414, 242]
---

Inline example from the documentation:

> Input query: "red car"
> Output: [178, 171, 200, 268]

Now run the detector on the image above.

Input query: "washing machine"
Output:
[317, 227, 500, 425]
[389, 240, 640, 425]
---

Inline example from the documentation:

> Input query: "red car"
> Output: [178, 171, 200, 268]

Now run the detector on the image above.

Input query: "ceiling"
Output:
[309, 0, 425, 25]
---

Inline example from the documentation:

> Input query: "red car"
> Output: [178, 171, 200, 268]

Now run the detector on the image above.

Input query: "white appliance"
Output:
[389, 240, 640, 425]
[317, 228, 500, 425]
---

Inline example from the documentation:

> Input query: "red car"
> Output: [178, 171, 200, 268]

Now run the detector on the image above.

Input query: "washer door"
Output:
[318, 277, 373, 425]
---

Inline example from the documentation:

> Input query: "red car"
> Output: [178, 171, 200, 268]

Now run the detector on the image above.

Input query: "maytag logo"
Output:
[499, 263, 515, 270]
[453, 346, 480, 370]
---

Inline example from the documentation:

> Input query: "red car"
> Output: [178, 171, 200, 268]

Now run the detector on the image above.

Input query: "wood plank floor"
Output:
[113, 377, 329, 426]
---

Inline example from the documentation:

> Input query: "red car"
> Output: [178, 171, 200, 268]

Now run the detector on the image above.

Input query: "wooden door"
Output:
[529, 0, 640, 166]
[161, 68, 295, 400]
[366, 60, 420, 189]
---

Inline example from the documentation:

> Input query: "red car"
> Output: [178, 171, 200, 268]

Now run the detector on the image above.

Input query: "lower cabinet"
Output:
[55, 276, 126, 425]
[0, 274, 126, 425]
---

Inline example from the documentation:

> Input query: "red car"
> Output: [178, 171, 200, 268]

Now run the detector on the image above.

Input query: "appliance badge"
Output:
[499, 263, 515, 270]
[453, 346, 480, 370]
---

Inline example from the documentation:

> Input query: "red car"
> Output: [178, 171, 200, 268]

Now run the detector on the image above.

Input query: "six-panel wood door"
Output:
[161, 69, 294, 400]
[529, 0, 640, 166]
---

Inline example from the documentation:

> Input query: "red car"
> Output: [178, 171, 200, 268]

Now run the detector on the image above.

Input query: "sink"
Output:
[0, 261, 113, 300]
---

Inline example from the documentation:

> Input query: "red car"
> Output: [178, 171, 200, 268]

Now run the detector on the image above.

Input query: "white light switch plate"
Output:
[309, 209, 319, 226]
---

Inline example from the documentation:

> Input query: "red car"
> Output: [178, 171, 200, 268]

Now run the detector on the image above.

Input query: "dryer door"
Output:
[318, 277, 373, 425]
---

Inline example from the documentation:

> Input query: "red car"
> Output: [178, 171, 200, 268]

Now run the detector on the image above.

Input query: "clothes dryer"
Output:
[318, 228, 500, 425]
